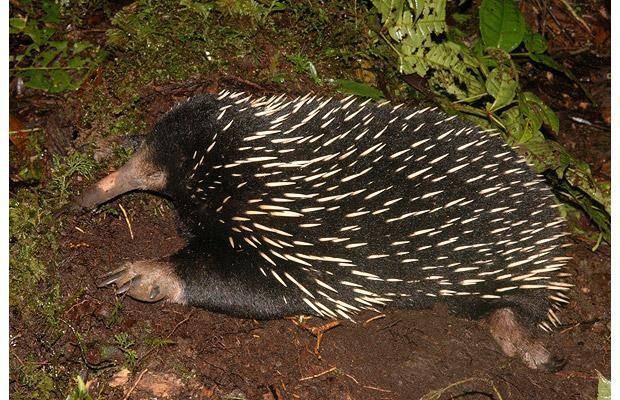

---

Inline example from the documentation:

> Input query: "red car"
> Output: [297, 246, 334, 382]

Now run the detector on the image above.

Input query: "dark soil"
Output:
[9, 1, 610, 399]
[41, 203, 607, 400]
[11, 198, 612, 400]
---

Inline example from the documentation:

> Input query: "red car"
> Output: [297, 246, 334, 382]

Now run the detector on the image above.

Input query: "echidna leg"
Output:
[98, 259, 186, 304]
[488, 308, 564, 371]
[97, 246, 312, 319]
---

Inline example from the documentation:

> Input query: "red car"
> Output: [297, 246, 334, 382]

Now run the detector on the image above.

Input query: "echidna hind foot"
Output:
[488, 308, 564, 372]
[99, 260, 186, 304]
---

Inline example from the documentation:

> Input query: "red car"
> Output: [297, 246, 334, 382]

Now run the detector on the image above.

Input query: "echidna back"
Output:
[147, 92, 571, 328]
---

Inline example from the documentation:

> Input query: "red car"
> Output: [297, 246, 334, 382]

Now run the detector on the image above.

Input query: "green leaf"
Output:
[48, 69, 73, 92]
[23, 70, 51, 91]
[520, 92, 559, 133]
[67, 56, 89, 69]
[73, 41, 92, 55]
[597, 374, 611, 400]
[22, 21, 54, 46]
[479, 0, 526, 52]
[41, 1, 61, 24]
[501, 106, 526, 142]
[485, 65, 517, 111]
[528, 52, 562, 71]
[35, 42, 67, 67]
[423, 42, 486, 99]
[335, 80, 384, 99]
[9, 17, 27, 33]
[179, 0, 214, 19]
[524, 31, 547, 54]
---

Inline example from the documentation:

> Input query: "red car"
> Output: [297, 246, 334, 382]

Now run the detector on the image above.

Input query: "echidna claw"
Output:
[115, 279, 134, 295]
[148, 286, 161, 300]
[96, 260, 184, 304]
[98, 266, 130, 288]
[119, 275, 142, 295]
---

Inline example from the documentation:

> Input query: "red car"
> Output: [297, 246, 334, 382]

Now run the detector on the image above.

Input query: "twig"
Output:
[9, 127, 43, 135]
[343, 372, 359, 385]
[299, 367, 337, 381]
[118, 204, 134, 240]
[122, 368, 148, 400]
[309, 320, 341, 356]
[363, 385, 392, 393]
[363, 314, 386, 326]
[545, 4, 572, 41]
[558, 0, 592, 34]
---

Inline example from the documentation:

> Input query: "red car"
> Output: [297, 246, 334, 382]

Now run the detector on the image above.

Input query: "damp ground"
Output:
[9, 1, 610, 399]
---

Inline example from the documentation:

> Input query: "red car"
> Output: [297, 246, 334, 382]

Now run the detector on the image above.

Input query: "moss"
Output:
[9, 190, 55, 308]
[14, 359, 57, 400]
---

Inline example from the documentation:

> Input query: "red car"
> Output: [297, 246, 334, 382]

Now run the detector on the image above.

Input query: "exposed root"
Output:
[288, 317, 342, 358]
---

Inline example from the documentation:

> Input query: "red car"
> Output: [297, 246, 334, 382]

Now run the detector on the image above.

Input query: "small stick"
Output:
[288, 317, 341, 357]
[75, 226, 85, 233]
[299, 367, 337, 381]
[558, 0, 592, 34]
[363, 385, 392, 393]
[308, 320, 341, 357]
[343, 372, 359, 385]
[363, 314, 386, 326]
[118, 204, 134, 240]
[122, 368, 148, 400]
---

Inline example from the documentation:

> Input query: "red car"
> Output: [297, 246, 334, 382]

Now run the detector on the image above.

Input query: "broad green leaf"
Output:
[501, 106, 526, 142]
[35, 42, 67, 67]
[73, 41, 92, 55]
[9, 18, 27, 33]
[524, 31, 547, 54]
[41, 1, 61, 24]
[67, 56, 90, 69]
[335, 80, 384, 99]
[22, 21, 54, 46]
[485, 65, 517, 111]
[49, 69, 72, 92]
[479, 0, 526, 52]
[529, 52, 562, 71]
[23, 70, 50, 91]
[520, 92, 559, 133]
[597, 374, 611, 400]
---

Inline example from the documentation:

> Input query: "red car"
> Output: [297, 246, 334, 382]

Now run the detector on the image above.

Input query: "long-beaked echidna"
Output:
[76, 91, 572, 371]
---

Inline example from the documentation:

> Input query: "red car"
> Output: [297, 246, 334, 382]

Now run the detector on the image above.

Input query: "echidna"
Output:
[77, 91, 572, 371]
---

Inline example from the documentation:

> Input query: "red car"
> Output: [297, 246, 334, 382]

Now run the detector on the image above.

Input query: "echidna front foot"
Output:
[488, 308, 564, 372]
[99, 260, 186, 304]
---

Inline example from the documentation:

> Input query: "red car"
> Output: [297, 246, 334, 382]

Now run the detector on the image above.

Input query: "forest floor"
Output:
[9, 1, 610, 399]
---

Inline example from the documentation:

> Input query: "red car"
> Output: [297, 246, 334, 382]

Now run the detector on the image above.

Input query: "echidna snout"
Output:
[77, 91, 572, 371]
[75, 144, 167, 210]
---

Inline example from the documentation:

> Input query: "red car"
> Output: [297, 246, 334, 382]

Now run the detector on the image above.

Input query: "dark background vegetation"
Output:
[9, 0, 610, 398]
